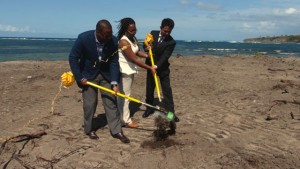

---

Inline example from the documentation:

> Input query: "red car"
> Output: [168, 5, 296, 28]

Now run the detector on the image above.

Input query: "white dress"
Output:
[118, 35, 140, 124]
[118, 35, 139, 75]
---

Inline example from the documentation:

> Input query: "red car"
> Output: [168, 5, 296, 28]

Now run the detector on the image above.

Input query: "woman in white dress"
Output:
[117, 17, 156, 128]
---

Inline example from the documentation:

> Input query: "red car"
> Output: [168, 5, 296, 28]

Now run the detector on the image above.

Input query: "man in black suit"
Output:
[69, 19, 129, 143]
[143, 18, 179, 134]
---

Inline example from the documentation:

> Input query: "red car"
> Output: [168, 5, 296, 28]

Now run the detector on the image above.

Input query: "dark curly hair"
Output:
[117, 17, 135, 40]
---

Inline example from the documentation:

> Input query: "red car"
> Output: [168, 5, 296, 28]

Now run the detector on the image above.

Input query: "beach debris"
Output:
[282, 89, 289, 94]
[290, 112, 294, 119]
[1, 131, 47, 156]
[267, 68, 288, 77]
[265, 114, 278, 121]
[176, 53, 182, 58]
[10, 130, 47, 143]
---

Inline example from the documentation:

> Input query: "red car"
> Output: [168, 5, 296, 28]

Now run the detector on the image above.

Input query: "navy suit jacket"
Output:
[145, 30, 176, 75]
[69, 30, 120, 86]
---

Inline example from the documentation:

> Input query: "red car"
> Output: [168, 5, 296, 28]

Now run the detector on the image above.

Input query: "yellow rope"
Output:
[50, 81, 63, 114]
[51, 71, 74, 114]
[0, 71, 74, 143]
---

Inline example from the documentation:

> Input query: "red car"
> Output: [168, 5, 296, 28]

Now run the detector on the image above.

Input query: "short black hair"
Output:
[160, 18, 175, 29]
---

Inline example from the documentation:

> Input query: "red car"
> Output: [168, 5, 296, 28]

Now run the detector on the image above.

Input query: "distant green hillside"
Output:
[244, 34, 300, 43]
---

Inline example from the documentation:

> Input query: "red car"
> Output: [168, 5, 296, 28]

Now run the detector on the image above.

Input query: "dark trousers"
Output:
[145, 70, 175, 113]
[82, 74, 122, 135]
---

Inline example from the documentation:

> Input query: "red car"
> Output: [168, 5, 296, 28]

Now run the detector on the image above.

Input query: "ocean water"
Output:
[0, 37, 75, 62]
[1, 37, 300, 62]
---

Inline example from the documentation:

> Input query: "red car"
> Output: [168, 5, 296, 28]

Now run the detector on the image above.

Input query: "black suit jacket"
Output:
[69, 30, 119, 86]
[145, 30, 176, 76]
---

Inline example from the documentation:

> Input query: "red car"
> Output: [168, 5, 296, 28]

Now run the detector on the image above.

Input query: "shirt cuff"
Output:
[111, 81, 118, 85]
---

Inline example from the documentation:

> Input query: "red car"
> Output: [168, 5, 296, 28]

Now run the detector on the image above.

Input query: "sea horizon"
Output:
[1, 37, 300, 62]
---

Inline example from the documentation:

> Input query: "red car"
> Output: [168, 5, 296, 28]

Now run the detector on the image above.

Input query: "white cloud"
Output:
[0, 24, 35, 33]
[285, 7, 297, 14]
[196, 2, 223, 11]
[258, 21, 276, 30]
[273, 7, 298, 15]
[242, 23, 252, 32]
[240, 21, 277, 36]
[179, 0, 223, 11]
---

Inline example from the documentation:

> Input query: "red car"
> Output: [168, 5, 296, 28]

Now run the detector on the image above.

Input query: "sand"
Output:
[1, 55, 300, 168]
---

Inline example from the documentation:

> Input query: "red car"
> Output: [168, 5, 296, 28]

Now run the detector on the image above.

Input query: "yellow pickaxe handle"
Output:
[148, 48, 162, 102]
[86, 81, 174, 121]
[87, 81, 141, 103]
[86, 81, 160, 110]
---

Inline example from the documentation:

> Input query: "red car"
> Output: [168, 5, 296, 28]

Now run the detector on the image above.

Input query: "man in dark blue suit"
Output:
[143, 18, 180, 135]
[69, 19, 129, 143]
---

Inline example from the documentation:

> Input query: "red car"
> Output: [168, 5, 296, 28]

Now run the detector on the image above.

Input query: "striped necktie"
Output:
[96, 42, 104, 61]
[158, 36, 164, 43]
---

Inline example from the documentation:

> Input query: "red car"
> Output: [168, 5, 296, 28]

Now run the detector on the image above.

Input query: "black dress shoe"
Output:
[143, 109, 154, 118]
[174, 115, 180, 122]
[87, 131, 99, 140]
[113, 133, 130, 144]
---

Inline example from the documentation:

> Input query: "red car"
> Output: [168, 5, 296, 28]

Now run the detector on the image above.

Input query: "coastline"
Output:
[1, 55, 300, 168]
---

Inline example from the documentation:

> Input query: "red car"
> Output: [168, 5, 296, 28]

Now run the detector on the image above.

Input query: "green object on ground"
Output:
[166, 111, 174, 121]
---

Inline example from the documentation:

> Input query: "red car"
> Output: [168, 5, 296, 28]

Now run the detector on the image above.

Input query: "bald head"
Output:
[96, 19, 112, 32]
[96, 19, 112, 43]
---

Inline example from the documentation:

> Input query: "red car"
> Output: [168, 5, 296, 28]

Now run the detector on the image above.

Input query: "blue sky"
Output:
[0, 0, 299, 41]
